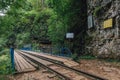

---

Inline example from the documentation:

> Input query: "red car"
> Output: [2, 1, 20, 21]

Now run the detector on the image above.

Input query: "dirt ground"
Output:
[75, 59, 120, 80]
[10, 59, 120, 80]
[10, 68, 61, 80]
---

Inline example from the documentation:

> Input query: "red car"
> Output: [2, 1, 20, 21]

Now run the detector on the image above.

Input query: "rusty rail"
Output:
[19, 50, 107, 80]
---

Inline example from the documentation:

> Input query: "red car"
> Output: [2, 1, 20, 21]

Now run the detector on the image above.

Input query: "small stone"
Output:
[47, 75, 56, 78]
[102, 67, 113, 72]
[104, 63, 111, 66]
[85, 63, 90, 67]
[42, 70, 49, 73]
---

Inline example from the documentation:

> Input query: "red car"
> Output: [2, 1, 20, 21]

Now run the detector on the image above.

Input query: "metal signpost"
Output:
[64, 33, 74, 56]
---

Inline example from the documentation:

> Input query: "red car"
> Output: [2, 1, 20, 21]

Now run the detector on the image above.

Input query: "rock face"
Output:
[87, 0, 120, 59]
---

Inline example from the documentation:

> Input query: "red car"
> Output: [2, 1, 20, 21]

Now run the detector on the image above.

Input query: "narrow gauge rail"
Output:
[17, 51, 90, 80]
[16, 51, 70, 80]
[16, 50, 107, 80]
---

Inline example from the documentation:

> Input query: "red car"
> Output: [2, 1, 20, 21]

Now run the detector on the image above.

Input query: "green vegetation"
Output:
[79, 55, 96, 60]
[0, 49, 12, 75]
[93, 6, 102, 17]
[72, 53, 96, 62]
[0, 0, 88, 74]
[102, 58, 120, 63]
[0, 0, 87, 54]
[0, 1, 119, 78]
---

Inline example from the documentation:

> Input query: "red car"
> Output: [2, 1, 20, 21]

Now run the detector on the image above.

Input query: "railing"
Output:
[40, 47, 72, 57]
[21, 47, 72, 57]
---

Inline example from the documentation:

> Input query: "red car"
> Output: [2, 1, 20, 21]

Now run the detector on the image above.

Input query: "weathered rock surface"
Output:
[87, 0, 120, 59]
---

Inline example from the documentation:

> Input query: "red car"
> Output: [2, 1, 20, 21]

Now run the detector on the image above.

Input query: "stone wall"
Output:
[87, 0, 120, 59]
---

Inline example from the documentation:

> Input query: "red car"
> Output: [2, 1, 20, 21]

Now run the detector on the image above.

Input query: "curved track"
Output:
[15, 50, 107, 80]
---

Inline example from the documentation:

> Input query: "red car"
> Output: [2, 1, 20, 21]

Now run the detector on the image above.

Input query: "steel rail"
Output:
[17, 51, 71, 80]
[21, 50, 107, 80]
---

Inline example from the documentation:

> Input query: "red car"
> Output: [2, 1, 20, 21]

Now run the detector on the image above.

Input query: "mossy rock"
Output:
[93, 6, 102, 17]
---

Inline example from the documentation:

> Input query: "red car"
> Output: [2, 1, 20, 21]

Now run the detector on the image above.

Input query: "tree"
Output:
[0, 0, 88, 57]
[47, 0, 88, 56]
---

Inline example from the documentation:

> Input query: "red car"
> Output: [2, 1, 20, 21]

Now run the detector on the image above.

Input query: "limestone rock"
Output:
[87, 0, 120, 59]
[102, 67, 113, 72]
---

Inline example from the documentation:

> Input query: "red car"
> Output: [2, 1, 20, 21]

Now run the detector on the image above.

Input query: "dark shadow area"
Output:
[67, 0, 88, 59]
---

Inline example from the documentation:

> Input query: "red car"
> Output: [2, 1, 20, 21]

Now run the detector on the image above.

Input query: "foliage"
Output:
[79, 55, 96, 60]
[0, 0, 13, 9]
[16, 33, 30, 48]
[93, 6, 102, 17]
[52, 0, 88, 55]
[0, 49, 12, 75]
[71, 53, 78, 61]
[0, 0, 87, 61]
[0, 37, 7, 49]
[47, 15, 67, 45]
[104, 59, 120, 62]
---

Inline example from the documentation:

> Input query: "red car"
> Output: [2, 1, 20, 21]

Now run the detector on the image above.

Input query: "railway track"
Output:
[16, 50, 107, 80]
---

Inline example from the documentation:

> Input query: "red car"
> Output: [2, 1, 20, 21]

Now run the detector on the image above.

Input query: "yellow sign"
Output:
[103, 18, 113, 28]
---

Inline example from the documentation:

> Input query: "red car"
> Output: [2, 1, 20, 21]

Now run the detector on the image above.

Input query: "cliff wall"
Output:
[87, 0, 120, 59]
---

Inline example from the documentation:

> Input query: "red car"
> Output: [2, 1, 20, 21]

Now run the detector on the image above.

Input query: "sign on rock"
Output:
[103, 18, 113, 29]
[88, 15, 93, 29]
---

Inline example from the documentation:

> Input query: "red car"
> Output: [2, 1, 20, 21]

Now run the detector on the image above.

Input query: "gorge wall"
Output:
[87, 0, 120, 59]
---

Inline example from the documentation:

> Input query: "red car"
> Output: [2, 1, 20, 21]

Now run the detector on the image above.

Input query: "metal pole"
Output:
[10, 48, 14, 70]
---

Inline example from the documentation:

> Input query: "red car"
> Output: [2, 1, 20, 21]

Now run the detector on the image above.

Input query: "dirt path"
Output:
[11, 59, 120, 80]
[10, 69, 60, 80]
[74, 59, 120, 80]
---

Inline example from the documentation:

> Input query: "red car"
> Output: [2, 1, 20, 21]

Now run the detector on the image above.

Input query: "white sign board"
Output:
[88, 15, 93, 29]
[24, 44, 31, 48]
[66, 33, 74, 39]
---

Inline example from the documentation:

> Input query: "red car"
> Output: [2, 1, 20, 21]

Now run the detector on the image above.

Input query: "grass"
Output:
[79, 55, 96, 60]
[72, 53, 120, 62]
[72, 54, 120, 68]
[71, 53, 96, 61]
[101, 58, 120, 63]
